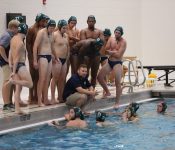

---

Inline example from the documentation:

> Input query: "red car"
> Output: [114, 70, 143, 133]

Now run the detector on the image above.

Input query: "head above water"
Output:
[114, 26, 124, 36]
[157, 102, 167, 113]
[129, 102, 139, 114]
[70, 107, 84, 120]
[18, 23, 28, 35]
[95, 111, 107, 122]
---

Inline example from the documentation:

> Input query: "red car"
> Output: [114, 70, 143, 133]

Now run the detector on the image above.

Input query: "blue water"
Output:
[0, 99, 175, 150]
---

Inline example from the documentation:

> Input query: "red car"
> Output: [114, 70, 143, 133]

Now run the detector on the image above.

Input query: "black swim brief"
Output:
[15, 62, 25, 73]
[38, 55, 52, 63]
[108, 59, 123, 69]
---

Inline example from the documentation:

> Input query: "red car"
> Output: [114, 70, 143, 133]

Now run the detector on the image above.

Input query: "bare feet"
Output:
[19, 101, 28, 107]
[50, 99, 59, 105]
[38, 102, 45, 107]
[44, 100, 51, 105]
[102, 92, 111, 99]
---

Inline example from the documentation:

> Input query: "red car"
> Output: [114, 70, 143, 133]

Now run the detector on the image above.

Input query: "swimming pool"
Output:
[0, 99, 175, 150]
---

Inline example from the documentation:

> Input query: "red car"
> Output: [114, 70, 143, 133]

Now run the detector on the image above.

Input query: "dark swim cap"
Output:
[68, 16, 77, 24]
[73, 107, 85, 120]
[114, 26, 124, 36]
[15, 16, 24, 23]
[130, 102, 139, 113]
[57, 19, 68, 28]
[95, 38, 104, 47]
[103, 28, 111, 36]
[87, 15, 96, 21]
[47, 19, 56, 27]
[18, 23, 28, 35]
[95, 111, 106, 122]
[35, 13, 48, 22]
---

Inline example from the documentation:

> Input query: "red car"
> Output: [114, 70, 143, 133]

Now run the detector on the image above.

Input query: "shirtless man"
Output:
[51, 19, 69, 104]
[67, 16, 80, 74]
[97, 26, 127, 108]
[33, 19, 56, 106]
[26, 13, 48, 104]
[9, 23, 33, 114]
[80, 15, 104, 87]
[0, 19, 19, 111]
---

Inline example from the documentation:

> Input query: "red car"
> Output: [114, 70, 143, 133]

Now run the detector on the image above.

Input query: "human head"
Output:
[69, 107, 84, 120]
[47, 19, 56, 34]
[95, 111, 106, 122]
[87, 15, 96, 29]
[93, 38, 104, 51]
[123, 106, 135, 119]
[57, 19, 68, 33]
[129, 102, 139, 115]
[8, 19, 20, 34]
[77, 64, 88, 78]
[114, 26, 124, 39]
[103, 28, 111, 41]
[68, 16, 77, 28]
[35, 13, 48, 27]
[18, 23, 28, 35]
[157, 102, 167, 113]
[15, 16, 24, 23]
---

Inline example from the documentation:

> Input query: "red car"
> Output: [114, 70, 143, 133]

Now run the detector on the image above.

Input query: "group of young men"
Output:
[0, 13, 127, 114]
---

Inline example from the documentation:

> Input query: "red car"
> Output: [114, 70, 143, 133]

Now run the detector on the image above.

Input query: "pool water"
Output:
[0, 99, 175, 150]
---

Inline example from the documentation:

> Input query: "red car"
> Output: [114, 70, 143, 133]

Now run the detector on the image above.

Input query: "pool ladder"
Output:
[122, 58, 146, 93]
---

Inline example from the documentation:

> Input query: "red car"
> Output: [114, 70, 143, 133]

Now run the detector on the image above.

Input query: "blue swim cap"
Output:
[73, 107, 84, 120]
[35, 13, 48, 22]
[18, 23, 28, 35]
[15, 16, 24, 23]
[103, 28, 111, 36]
[47, 19, 56, 27]
[57, 19, 68, 28]
[114, 26, 124, 36]
[95, 111, 106, 122]
[68, 16, 77, 24]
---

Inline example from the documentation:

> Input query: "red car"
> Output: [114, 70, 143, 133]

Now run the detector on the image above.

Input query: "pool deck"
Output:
[0, 82, 175, 133]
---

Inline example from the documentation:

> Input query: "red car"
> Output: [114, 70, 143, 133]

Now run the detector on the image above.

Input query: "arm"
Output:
[76, 86, 96, 96]
[51, 33, 57, 61]
[8, 49, 13, 69]
[26, 28, 34, 62]
[33, 31, 42, 69]
[0, 46, 8, 62]
[80, 29, 86, 40]
[99, 30, 105, 41]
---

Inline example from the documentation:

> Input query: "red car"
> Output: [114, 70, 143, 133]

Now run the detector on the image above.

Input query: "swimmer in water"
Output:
[157, 101, 167, 114]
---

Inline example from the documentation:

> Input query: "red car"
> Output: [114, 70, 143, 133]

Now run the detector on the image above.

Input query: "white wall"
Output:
[0, 0, 175, 98]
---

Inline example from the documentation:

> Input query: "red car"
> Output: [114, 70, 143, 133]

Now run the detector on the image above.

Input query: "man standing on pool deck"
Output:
[33, 19, 57, 106]
[9, 23, 33, 114]
[26, 13, 48, 104]
[80, 15, 104, 87]
[97, 26, 127, 108]
[0, 19, 19, 111]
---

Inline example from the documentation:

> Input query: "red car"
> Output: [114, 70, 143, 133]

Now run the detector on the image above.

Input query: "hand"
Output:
[10, 72, 15, 78]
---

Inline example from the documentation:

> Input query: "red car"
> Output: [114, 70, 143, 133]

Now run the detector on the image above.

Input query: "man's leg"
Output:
[51, 62, 61, 104]
[58, 63, 67, 102]
[113, 64, 123, 108]
[37, 58, 49, 106]
[70, 54, 78, 75]
[97, 63, 112, 97]
[90, 56, 100, 87]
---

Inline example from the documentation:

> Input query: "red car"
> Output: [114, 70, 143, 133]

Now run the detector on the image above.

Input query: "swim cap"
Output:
[87, 15, 96, 21]
[68, 16, 77, 24]
[95, 111, 106, 122]
[57, 19, 68, 28]
[15, 16, 24, 23]
[18, 23, 28, 35]
[103, 28, 111, 36]
[73, 107, 85, 120]
[35, 13, 48, 22]
[94, 38, 104, 47]
[47, 19, 56, 27]
[130, 102, 139, 113]
[114, 26, 124, 36]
